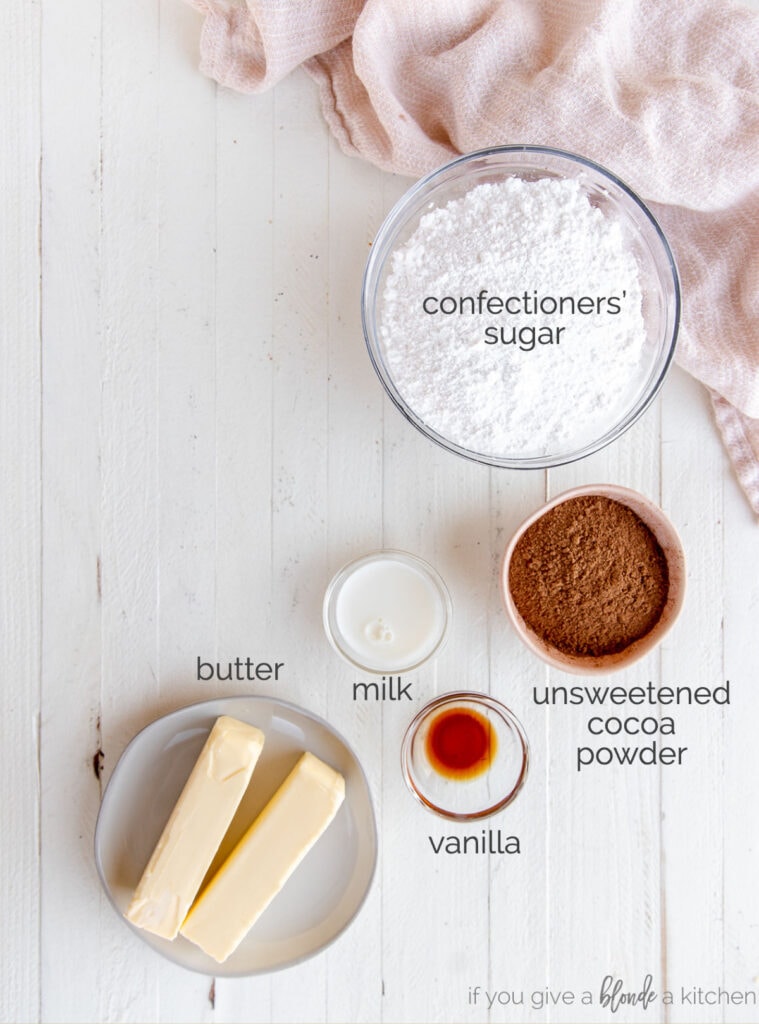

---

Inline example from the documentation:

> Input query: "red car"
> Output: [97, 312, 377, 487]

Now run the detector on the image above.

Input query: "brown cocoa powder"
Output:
[508, 495, 669, 658]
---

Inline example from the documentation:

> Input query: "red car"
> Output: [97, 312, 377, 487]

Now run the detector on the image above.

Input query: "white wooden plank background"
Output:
[2, 1, 758, 1022]
[2, 4, 41, 1024]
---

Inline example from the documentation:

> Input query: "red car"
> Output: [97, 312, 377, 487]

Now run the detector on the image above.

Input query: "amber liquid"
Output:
[425, 707, 496, 780]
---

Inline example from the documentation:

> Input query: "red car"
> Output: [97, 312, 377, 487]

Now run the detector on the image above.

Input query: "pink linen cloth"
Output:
[189, 0, 759, 515]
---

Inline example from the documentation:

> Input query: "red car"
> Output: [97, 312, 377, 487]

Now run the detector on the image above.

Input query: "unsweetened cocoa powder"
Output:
[508, 496, 669, 658]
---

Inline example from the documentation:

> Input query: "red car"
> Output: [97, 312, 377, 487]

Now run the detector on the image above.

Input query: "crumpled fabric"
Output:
[189, 0, 759, 515]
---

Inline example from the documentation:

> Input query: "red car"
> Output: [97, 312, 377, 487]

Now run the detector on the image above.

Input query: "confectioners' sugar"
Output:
[379, 177, 646, 457]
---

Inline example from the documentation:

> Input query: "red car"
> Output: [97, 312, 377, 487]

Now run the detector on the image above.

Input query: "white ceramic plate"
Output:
[94, 695, 377, 976]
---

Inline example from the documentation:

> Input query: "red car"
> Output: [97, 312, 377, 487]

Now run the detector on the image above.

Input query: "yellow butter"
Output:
[125, 715, 265, 939]
[180, 751, 345, 962]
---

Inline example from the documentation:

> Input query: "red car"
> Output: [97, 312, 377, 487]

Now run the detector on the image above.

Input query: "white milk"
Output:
[330, 554, 449, 673]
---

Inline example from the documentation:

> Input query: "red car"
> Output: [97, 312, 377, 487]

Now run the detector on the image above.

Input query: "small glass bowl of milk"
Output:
[323, 550, 452, 674]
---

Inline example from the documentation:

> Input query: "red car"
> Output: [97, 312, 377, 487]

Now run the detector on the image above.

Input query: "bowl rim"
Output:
[500, 484, 687, 675]
[361, 144, 681, 470]
[400, 690, 530, 820]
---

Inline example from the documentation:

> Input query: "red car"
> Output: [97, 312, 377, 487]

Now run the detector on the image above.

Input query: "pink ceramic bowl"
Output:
[501, 484, 686, 675]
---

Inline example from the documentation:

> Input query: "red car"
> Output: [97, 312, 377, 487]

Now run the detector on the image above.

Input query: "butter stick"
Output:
[126, 715, 265, 940]
[180, 751, 345, 962]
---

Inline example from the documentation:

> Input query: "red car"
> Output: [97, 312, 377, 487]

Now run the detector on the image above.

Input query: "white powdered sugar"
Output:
[379, 177, 647, 458]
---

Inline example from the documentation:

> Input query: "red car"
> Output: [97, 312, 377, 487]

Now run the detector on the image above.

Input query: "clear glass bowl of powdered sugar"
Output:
[362, 146, 680, 468]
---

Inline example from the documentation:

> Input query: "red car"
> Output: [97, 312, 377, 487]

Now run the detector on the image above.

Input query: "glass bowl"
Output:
[362, 145, 680, 469]
[323, 550, 452, 674]
[401, 692, 529, 820]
